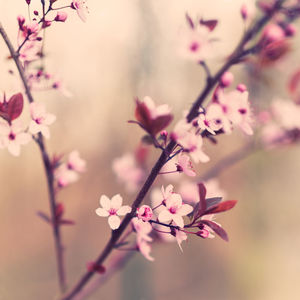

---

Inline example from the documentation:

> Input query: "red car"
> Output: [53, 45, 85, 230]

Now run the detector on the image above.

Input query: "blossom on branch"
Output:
[95, 194, 131, 230]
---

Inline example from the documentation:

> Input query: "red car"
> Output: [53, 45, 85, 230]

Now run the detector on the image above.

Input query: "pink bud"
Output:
[220, 72, 234, 87]
[137, 205, 153, 222]
[285, 24, 297, 37]
[34, 10, 39, 16]
[26, 0, 31, 4]
[42, 20, 52, 28]
[236, 84, 247, 93]
[55, 11, 68, 22]
[240, 4, 248, 20]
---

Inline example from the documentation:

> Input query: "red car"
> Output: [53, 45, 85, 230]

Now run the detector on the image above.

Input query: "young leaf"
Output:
[201, 219, 229, 241]
[205, 200, 237, 215]
[7, 93, 24, 121]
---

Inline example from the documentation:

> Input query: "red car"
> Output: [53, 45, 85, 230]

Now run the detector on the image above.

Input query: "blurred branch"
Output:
[0, 23, 67, 293]
[60, 2, 287, 299]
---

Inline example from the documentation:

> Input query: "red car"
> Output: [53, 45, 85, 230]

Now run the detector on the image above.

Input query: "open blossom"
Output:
[0, 120, 31, 156]
[67, 150, 86, 172]
[132, 217, 154, 261]
[217, 89, 253, 135]
[95, 194, 131, 230]
[176, 153, 196, 177]
[179, 17, 215, 62]
[71, 0, 89, 22]
[112, 153, 144, 193]
[55, 164, 79, 187]
[136, 205, 153, 222]
[29, 102, 56, 139]
[158, 191, 193, 228]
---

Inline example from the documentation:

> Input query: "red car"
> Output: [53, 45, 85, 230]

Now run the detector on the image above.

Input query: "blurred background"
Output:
[1, 0, 300, 299]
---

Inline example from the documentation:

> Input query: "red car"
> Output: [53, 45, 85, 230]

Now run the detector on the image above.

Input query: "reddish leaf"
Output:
[200, 19, 218, 31]
[135, 98, 152, 130]
[201, 220, 229, 241]
[150, 114, 173, 135]
[205, 200, 237, 215]
[206, 197, 222, 210]
[198, 182, 207, 213]
[7, 93, 24, 121]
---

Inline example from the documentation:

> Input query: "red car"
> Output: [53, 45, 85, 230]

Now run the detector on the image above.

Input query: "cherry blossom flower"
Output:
[176, 153, 196, 177]
[95, 194, 131, 230]
[175, 229, 188, 252]
[112, 153, 144, 193]
[136, 205, 153, 222]
[179, 21, 213, 62]
[67, 150, 86, 172]
[29, 102, 56, 139]
[55, 164, 79, 188]
[0, 120, 31, 156]
[132, 217, 154, 261]
[158, 192, 193, 228]
[217, 89, 253, 135]
[71, 0, 89, 22]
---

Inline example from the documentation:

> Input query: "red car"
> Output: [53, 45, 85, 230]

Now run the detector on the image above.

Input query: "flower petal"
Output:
[111, 194, 122, 209]
[108, 215, 121, 230]
[172, 214, 184, 228]
[117, 205, 131, 216]
[100, 195, 111, 210]
[177, 204, 193, 216]
[95, 208, 109, 217]
[158, 210, 172, 223]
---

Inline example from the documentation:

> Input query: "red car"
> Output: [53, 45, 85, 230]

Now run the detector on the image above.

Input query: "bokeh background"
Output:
[1, 0, 300, 299]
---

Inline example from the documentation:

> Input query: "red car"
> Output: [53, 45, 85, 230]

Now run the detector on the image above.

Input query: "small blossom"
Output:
[112, 153, 144, 193]
[137, 239, 154, 261]
[132, 217, 153, 243]
[136, 205, 153, 222]
[176, 153, 196, 177]
[29, 102, 56, 139]
[55, 164, 79, 187]
[0, 120, 31, 156]
[158, 192, 193, 228]
[71, 0, 89, 22]
[95, 194, 131, 230]
[67, 150, 86, 172]
[174, 229, 188, 252]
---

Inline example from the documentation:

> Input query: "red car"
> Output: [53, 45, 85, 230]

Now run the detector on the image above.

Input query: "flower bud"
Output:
[220, 72, 234, 87]
[17, 15, 25, 30]
[55, 11, 68, 22]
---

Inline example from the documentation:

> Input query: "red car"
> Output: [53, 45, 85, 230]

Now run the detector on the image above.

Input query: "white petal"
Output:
[117, 205, 131, 216]
[108, 215, 121, 230]
[8, 142, 20, 156]
[100, 195, 111, 210]
[177, 204, 193, 216]
[172, 214, 184, 228]
[158, 210, 172, 223]
[166, 193, 182, 209]
[95, 208, 109, 217]
[110, 194, 122, 209]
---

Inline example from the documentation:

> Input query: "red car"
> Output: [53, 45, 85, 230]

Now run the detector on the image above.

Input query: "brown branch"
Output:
[0, 23, 67, 293]
[60, 2, 287, 299]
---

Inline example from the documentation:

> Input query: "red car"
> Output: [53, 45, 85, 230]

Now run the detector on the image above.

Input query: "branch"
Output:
[60, 2, 287, 299]
[0, 23, 67, 293]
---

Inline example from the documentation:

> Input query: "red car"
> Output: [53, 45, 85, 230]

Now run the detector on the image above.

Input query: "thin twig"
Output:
[0, 23, 67, 293]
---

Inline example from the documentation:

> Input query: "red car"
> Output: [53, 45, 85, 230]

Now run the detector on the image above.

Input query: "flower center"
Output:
[109, 208, 117, 215]
[9, 132, 16, 140]
[169, 207, 177, 214]
[190, 41, 200, 52]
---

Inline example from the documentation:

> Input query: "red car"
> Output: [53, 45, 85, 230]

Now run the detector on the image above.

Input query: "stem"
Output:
[0, 23, 67, 293]
[60, 3, 286, 299]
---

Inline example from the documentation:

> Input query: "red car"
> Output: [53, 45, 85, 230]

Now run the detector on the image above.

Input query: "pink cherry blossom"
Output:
[112, 153, 144, 193]
[158, 192, 193, 228]
[0, 120, 31, 156]
[137, 239, 154, 261]
[217, 89, 253, 135]
[176, 153, 196, 177]
[95, 194, 131, 230]
[136, 205, 153, 222]
[71, 0, 89, 22]
[55, 164, 79, 188]
[29, 102, 56, 139]
[175, 229, 188, 252]
[67, 150, 86, 172]
[179, 23, 213, 62]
